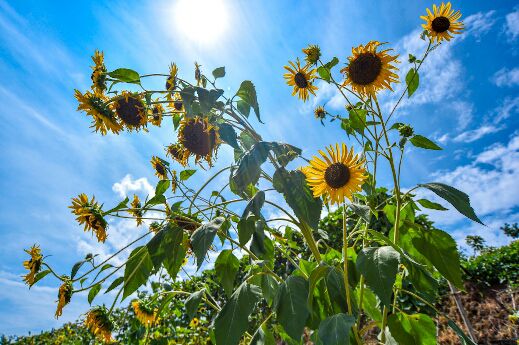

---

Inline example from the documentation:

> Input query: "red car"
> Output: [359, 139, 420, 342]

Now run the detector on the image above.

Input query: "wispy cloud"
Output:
[491, 67, 519, 87]
[504, 7, 519, 41]
[453, 124, 504, 143]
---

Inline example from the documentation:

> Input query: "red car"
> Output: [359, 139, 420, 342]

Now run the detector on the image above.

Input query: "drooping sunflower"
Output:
[130, 195, 144, 226]
[22, 244, 43, 287]
[151, 156, 168, 180]
[166, 63, 178, 92]
[85, 306, 113, 342]
[150, 102, 164, 127]
[189, 317, 200, 328]
[75, 90, 122, 135]
[55, 279, 73, 318]
[90, 50, 107, 95]
[132, 300, 157, 326]
[314, 105, 326, 120]
[194, 62, 202, 86]
[302, 143, 367, 205]
[177, 117, 220, 166]
[421, 2, 463, 43]
[340, 41, 399, 98]
[111, 91, 147, 131]
[69, 194, 108, 243]
[166, 142, 187, 166]
[283, 58, 318, 102]
[168, 92, 185, 113]
[302, 44, 321, 65]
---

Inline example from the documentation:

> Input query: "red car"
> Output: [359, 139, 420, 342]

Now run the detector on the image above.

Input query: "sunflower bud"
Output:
[302, 44, 321, 65]
[398, 124, 414, 138]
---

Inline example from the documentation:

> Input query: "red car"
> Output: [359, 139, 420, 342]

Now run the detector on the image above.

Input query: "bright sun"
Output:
[173, 0, 229, 45]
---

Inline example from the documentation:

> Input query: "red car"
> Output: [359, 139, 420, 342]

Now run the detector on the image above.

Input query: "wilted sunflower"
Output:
[85, 306, 113, 342]
[194, 62, 202, 86]
[112, 91, 147, 131]
[168, 92, 185, 113]
[151, 156, 168, 180]
[150, 102, 164, 127]
[178, 117, 220, 166]
[302, 44, 321, 65]
[314, 106, 326, 120]
[69, 194, 108, 243]
[189, 317, 200, 328]
[90, 50, 107, 95]
[132, 300, 157, 326]
[302, 143, 367, 204]
[22, 244, 43, 287]
[55, 279, 73, 318]
[421, 2, 463, 43]
[130, 195, 144, 226]
[340, 41, 399, 97]
[75, 90, 122, 135]
[166, 63, 178, 92]
[283, 58, 318, 102]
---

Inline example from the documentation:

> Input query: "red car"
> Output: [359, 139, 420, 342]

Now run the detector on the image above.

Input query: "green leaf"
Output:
[215, 250, 240, 296]
[236, 100, 251, 117]
[180, 169, 197, 181]
[196, 87, 224, 113]
[122, 246, 153, 300]
[250, 324, 276, 345]
[324, 57, 339, 69]
[104, 197, 129, 215]
[349, 203, 371, 222]
[318, 313, 356, 345]
[214, 282, 262, 345]
[88, 283, 102, 305]
[417, 198, 448, 211]
[218, 123, 240, 149]
[172, 113, 182, 130]
[387, 312, 436, 345]
[270, 142, 302, 167]
[180, 86, 196, 116]
[261, 274, 279, 306]
[405, 68, 419, 97]
[33, 270, 51, 285]
[212, 66, 226, 79]
[274, 276, 310, 340]
[147, 224, 183, 270]
[105, 277, 124, 294]
[230, 142, 270, 194]
[155, 180, 170, 196]
[349, 108, 367, 135]
[237, 214, 257, 246]
[272, 167, 322, 230]
[108, 68, 140, 84]
[317, 66, 331, 82]
[70, 260, 85, 279]
[236, 80, 261, 123]
[145, 194, 166, 207]
[242, 190, 265, 218]
[308, 263, 330, 310]
[185, 289, 205, 319]
[418, 182, 483, 224]
[191, 217, 225, 270]
[447, 320, 477, 345]
[163, 233, 188, 280]
[354, 286, 382, 325]
[410, 135, 442, 150]
[356, 246, 400, 307]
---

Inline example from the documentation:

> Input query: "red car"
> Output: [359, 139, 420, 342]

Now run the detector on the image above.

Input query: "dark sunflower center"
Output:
[168, 146, 181, 159]
[174, 101, 183, 111]
[155, 162, 166, 176]
[294, 72, 309, 88]
[181, 121, 216, 156]
[165, 77, 176, 91]
[152, 108, 160, 120]
[348, 53, 382, 85]
[324, 163, 350, 189]
[431, 16, 450, 33]
[115, 96, 144, 126]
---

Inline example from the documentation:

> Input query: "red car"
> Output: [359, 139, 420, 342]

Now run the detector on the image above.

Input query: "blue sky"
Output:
[1, 0, 518, 336]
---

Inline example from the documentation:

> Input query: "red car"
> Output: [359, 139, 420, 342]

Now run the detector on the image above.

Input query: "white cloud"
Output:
[112, 174, 154, 198]
[491, 67, 519, 87]
[505, 7, 519, 41]
[451, 101, 474, 131]
[461, 11, 497, 41]
[492, 96, 519, 124]
[453, 124, 504, 143]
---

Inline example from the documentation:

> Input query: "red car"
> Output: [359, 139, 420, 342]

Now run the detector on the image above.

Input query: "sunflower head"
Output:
[166, 143, 188, 166]
[69, 194, 108, 243]
[55, 278, 73, 319]
[172, 214, 200, 232]
[149, 221, 162, 234]
[112, 91, 147, 131]
[283, 58, 318, 102]
[340, 41, 399, 98]
[302, 144, 367, 205]
[90, 50, 107, 95]
[168, 92, 185, 113]
[132, 300, 157, 326]
[189, 317, 200, 328]
[130, 195, 144, 226]
[150, 102, 164, 127]
[85, 306, 114, 342]
[23, 244, 43, 287]
[178, 117, 220, 166]
[421, 2, 463, 43]
[182, 257, 189, 266]
[314, 106, 326, 120]
[151, 156, 168, 180]
[75, 90, 122, 135]
[302, 44, 321, 65]
[166, 63, 178, 91]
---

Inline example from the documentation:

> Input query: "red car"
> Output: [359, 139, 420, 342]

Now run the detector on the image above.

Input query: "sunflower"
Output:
[112, 91, 147, 131]
[421, 2, 464, 43]
[75, 90, 122, 135]
[194, 62, 202, 86]
[168, 92, 185, 113]
[189, 317, 200, 328]
[22, 244, 43, 287]
[166, 63, 178, 92]
[149, 221, 162, 234]
[132, 300, 157, 326]
[85, 306, 113, 342]
[151, 156, 168, 180]
[171, 170, 178, 193]
[302, 44, 321, 65]
[182, 257, 189, 266]
[172, 214, 200, 232]
[177, 117, 220, 166]
[340, 41, 399, 98]
[150, 102, 164, 127]
[166, 143, 186, 165]
[90, 50, 107, 95]
[302, 143, 367, 205]
[130, 195, 144, 226]
[69, 194, 108, 243]
[314, 106, 326, 120]
[55, 279, 73, 318]
[283, 58, 318, 102]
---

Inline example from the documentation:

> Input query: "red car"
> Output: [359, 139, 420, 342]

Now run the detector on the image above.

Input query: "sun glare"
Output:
[173, 0, 229, 45]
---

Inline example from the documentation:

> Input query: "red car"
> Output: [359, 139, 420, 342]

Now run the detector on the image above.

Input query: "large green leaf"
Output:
[108, 68, 140, 84]
[418, 183, 483, 224]
[236, 80, 261, 123]
[230, 142, 270, 194]
[387, 312, 436, 345]
[242, 190, 265, 218]
[250, 324, 276, 345]
[318, 313, 356, 345]
[104, 277, 124, 294]
[146, 224, 183, 270]
[274, 276, 310, 340]
[405, 68, 419, 97]
[155, 180, 170, 196]
[218, 123, 240, 149]
[215, 250, 240, 296]
[214, 282, 262, 345]
[191, 217, 225, 270]
[447, 320, 477, 345]
[410, 135, 442, 150]
[185, 289, 205, 319]
[356, 246, 400, 307]
[212, 66, 226, 79]
[122, 246, 154, 299]
[237, 214, 257, 246]
[261, 274, 279, 306]
[163, 233, 188, 280]
[269, 142, 301, 167]
[88, 283, 102, 305]
[196, 87, 224, 113]
[272, 167, 322, 230]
